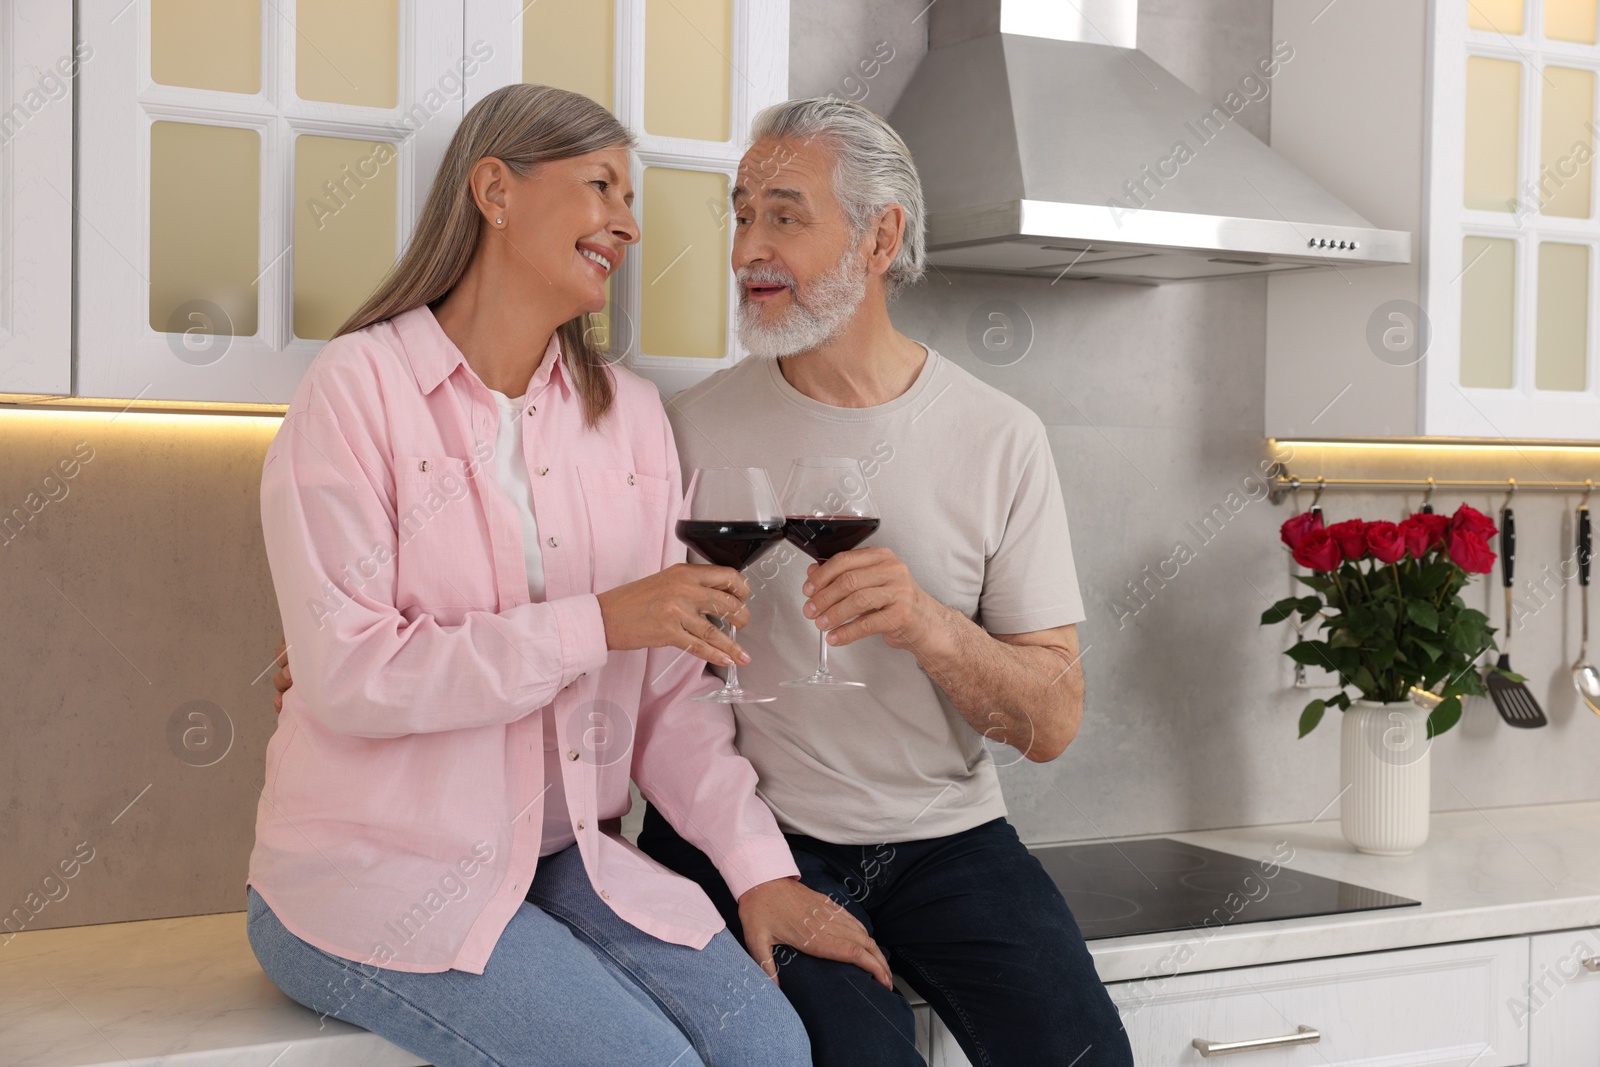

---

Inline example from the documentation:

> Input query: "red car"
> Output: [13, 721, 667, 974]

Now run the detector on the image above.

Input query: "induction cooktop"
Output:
[1031, 837, 1420, 941]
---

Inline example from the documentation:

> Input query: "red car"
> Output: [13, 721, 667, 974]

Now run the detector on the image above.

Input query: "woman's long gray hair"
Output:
[337, 84, 635, 426]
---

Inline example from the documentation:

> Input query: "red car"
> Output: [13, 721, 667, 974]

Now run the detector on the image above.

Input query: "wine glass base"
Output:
[779, 674, 868, 690]
[692, 688, 778, 704]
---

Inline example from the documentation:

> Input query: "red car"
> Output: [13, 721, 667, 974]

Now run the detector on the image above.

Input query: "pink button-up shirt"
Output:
[249, 305, 798, 974]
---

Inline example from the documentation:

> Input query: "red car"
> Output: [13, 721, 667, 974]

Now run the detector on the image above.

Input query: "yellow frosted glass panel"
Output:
[150, 0, 260, 94]
[1465, 57, 1522, 211]
[296, 0, 398, 108]
[642, 168, 727, 359]
[1536, 242, 1588, 390]
[149, 122, 259, 337]
[1470, 0, 1524, 32]
[1540, 67, 1594, 218]
[294, 136, 398, 340]
[1460, 237, 1517, 388]
[1546, 0, 1598, 41]
[644, 0, 731, 141]
[523, 0, 614, 110]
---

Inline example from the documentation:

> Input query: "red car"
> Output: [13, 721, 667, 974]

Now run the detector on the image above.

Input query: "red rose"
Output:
[1447, 529, 1496, 574]
[1398, 513, 1449, 556]
[1281, 511, 1324, 550]
[1292, 529, 1343, 571]
[1327, 519, 1370, 560]
[1451, 503, 1498, 540]
[1365, 521, 1407, 563]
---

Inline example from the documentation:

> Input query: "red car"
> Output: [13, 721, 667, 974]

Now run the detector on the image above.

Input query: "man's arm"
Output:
[800, 548, 1084, 762]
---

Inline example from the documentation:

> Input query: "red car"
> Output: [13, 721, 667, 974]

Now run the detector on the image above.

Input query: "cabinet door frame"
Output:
[1526, 926, 1600, 1064]
[75, 0, 465, 405]
[0, 0, 75, 396]
[465, 0, 790, 396]
[1422, 0, 1600, 439]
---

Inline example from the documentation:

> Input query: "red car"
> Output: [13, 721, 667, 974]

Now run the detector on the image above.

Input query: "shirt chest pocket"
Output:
[576, 467, 673, 594]
[393, 456, 494, 623]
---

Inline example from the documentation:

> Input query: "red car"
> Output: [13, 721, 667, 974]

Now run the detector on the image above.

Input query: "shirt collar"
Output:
[394, 304, 568, 399]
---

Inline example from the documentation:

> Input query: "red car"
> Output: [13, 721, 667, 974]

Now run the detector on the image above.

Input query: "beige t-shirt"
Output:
[665, 348, 1085, 844]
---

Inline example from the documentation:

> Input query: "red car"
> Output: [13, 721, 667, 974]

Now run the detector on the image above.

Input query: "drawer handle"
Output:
[1192, 1025, 1320, 1058]
[1584, 957, 1600, 973]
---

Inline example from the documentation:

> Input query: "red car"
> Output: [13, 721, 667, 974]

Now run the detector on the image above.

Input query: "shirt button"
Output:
[538, 466, 550, 476]
[627, 473, 635, 485]
[548, 536, 558, 548]
[600, 889, 610, 901]
[526, 405, 536, 417]
[418, 460, 430, 472]
[567, 751, 579, 761]
[577, 820, 585, 830]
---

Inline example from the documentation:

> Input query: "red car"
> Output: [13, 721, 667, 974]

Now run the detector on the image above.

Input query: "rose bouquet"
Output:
[1261, 504, 1515, 738]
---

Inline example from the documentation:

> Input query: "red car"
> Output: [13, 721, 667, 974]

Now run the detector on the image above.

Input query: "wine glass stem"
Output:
[725, 626, 741, 691]
[817, 627, 829, 677]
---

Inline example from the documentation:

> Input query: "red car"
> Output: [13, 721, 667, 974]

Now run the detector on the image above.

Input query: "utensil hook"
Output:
[1502, 478, 1517, 510]
[1310, 477, 1326, 516]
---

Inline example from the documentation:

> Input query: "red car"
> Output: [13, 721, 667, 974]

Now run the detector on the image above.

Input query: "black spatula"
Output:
[1487, 505, 1547, 727]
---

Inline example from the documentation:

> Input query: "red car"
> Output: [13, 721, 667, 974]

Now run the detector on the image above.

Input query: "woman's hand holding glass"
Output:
[596, 564, 753, 667]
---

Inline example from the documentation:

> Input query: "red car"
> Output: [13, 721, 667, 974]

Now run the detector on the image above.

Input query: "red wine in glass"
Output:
[779, 459, 880, 690]
[677, 468, 784, 704]
[782, 516, 881, 561]
[675, 520, 787, 570]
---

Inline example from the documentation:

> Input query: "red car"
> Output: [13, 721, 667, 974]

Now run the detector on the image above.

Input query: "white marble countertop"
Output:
[6, 800, 1599, 1065]
[1081, 798, 1600, 984]
[0, 911, 422, 1067]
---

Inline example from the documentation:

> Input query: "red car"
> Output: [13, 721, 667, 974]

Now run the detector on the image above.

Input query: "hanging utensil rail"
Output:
[1266, 465, 1598, 506]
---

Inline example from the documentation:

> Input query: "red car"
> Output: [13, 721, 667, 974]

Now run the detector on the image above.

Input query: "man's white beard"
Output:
[736, 251, 868, 359]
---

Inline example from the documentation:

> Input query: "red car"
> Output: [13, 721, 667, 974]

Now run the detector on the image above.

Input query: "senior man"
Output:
[637, 98, 1132, 1067]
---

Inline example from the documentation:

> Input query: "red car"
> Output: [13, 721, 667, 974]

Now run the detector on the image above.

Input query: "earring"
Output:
[495, 217, 504, 226]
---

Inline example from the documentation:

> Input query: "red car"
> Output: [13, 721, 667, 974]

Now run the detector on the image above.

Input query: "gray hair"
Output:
[749, 97, 926, 297]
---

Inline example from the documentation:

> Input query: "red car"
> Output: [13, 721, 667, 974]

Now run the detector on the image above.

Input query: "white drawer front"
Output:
[1527, 927, 1600, 1065]
[1107, 937, 1529, 1066]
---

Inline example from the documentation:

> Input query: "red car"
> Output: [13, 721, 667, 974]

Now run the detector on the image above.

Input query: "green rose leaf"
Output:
[1411, 636, 1444, 661]
[1406, 601, 1440, 630]
[1298, 699, 1326, 738]
[1286, 641, 1334, 667]
[1426, 695, 1463, 738]
[1260, 597, 1303, 625]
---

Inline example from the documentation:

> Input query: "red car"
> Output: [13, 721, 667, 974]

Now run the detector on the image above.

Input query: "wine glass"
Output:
[675, 468, 787, 704]
[779, 458, 881, 689]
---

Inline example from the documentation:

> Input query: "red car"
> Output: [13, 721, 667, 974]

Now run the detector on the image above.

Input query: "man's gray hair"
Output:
[749, 97, 926, 297]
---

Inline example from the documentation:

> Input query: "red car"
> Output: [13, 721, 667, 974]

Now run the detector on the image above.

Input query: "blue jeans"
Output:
[640, 808, 1134, 1067]
[246, 844, 809, 1067]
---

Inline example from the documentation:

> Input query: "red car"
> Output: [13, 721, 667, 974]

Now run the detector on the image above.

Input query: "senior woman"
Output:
[247, 85, 879, 1066]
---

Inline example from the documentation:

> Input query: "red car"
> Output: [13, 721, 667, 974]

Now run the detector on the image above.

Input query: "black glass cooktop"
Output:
[1031, 837, 1420, 941]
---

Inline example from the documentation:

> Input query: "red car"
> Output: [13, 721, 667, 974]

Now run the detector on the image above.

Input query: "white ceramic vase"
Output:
[1339, 699, 1431, 855]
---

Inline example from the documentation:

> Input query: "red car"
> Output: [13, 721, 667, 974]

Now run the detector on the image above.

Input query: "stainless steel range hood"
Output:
[887, 0, 1411, 284]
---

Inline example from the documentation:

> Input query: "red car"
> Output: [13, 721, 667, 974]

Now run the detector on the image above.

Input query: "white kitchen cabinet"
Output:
[464, 0, 789, 396]
[74, 0, 465, 405]
[1267, 0, 1600, 441]
[65, 0, 784, 407]
[1527, 926, 1600, 1065]
[0, 0, 74, 395]
[1108, 936, 1530, 1065]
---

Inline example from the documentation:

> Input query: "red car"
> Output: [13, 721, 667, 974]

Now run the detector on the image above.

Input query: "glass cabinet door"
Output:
[1426, 0, 1600, 437]
[465, 0, 789, 395]
[75, 0, 464, 405]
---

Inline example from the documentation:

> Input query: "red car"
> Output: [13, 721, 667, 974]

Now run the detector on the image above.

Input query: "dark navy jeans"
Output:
[639, 806, 1134, 1067]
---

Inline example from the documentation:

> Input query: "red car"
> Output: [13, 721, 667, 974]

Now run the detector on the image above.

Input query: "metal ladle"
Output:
[1572, 493, 1600, 716]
